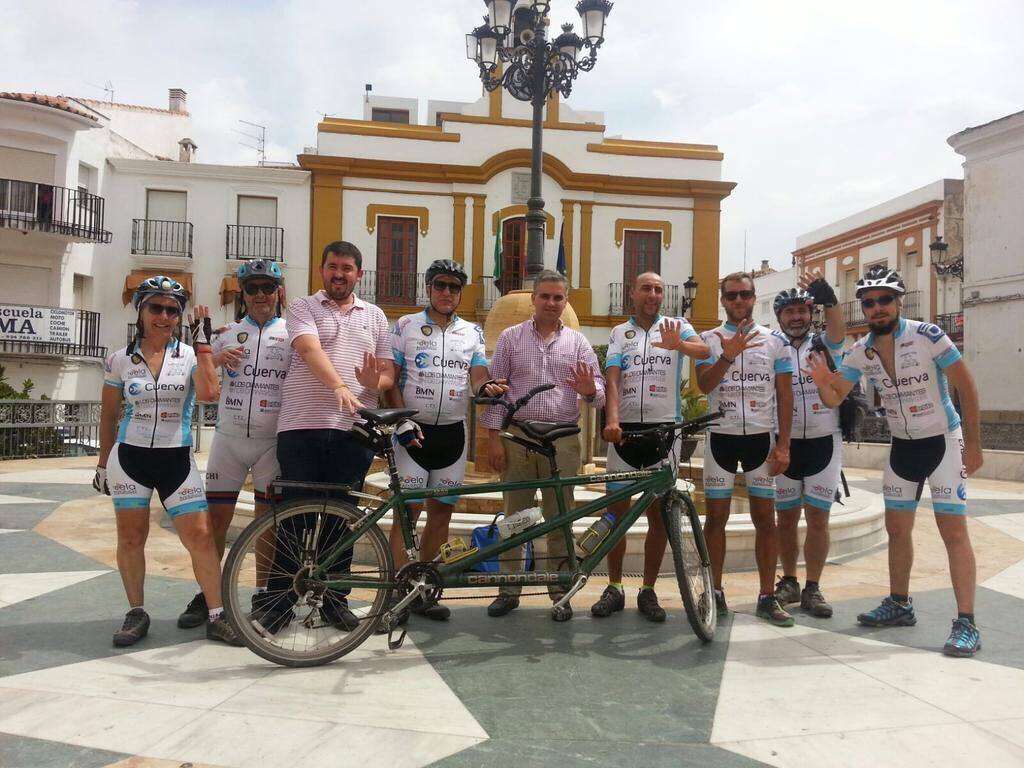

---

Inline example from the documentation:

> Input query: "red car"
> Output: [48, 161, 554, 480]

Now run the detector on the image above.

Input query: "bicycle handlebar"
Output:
[619, 409, 725, 442]
[475, 383, 557, 430]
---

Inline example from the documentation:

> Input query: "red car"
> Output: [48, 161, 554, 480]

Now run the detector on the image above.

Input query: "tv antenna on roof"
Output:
[87, 80, 115, 103]
[235, 119, 266, 165]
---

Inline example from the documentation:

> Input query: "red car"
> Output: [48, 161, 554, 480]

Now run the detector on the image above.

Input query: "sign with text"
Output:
[0, 305, 75, 344]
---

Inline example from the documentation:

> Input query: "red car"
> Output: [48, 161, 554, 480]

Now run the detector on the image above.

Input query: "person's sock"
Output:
[208, 607, 224, 620]
[129, 605, 144, 612]
[641, 584, 655, 592]
[608, 582, 624, 592]
[891, 593, 910, 605]
[958, 612, 975, 625]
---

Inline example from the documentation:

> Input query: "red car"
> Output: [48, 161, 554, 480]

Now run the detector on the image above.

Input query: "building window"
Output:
[146, 189, 187, 221]
[77, 163, 95, 195]
[498, 217, 527, 295]
[237, 195, 277, 227]
[862, 260, 886, 277]
[371, 108, 410, 124]
[376, 216, 418, 304]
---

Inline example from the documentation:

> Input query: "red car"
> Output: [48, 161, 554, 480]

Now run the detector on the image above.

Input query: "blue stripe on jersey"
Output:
[674, 355, 683, 421]
[606, 352, 623, 368]
[774, 357, 794, 373]
[393, 349, 406, 367]
[471, 351, 488, 367]
[103, 380, 121, 388]
[113, 497, 150, 510]
[933, 502, 967, 515]
[166, 499, 209, 517]
[696, 354, 718, 367]
[117, 401, 133, 443]
[840, 364, 862, 383]
[886, 499, 919, 510]
[935, 362, 961, 432]
[935, 347, 961, 369]
[682, 327, 698, 341]
[181, 378, 196, 446]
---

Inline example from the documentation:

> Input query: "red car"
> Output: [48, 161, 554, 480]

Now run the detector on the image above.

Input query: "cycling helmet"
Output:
[425, 259, 468, 286]
[237, 259, 283, 284]
[132, 275, 189, 310]
[773, 288, 813, 316]
[855, 265, 905, 298]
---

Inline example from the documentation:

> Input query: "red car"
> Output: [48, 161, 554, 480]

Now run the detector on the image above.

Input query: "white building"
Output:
[300, 83, 735, 344]
[0, 89, 309, 401]
[949, 110, 1024, 448]
[792, 179, 963, 346]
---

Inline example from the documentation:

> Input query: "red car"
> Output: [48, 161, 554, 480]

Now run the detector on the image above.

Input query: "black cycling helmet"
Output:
[856, 265, 905, 298]
[425, 259, 468, 287]
[773, 288, 813, 316]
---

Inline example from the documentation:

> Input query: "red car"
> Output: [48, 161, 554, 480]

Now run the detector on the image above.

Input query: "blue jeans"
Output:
[267, 429, 375, 610]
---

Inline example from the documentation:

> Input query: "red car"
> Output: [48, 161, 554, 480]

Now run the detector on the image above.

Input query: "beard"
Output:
[782, 321, 810, 339]
[325, 280, 353, 301]
[869, 317, 899, 335]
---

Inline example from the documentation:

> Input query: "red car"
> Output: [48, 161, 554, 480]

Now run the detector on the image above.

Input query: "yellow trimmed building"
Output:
[299, 86, 734, 341]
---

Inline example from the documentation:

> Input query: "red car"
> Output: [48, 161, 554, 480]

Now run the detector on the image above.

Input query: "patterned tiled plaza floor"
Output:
[2, 457, 1023, 767]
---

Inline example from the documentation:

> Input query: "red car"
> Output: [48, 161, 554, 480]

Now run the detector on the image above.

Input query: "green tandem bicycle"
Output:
[221, 385, 723, 667]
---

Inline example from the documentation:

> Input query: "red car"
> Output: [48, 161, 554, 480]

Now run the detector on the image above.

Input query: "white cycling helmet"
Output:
[855, 265, 905, 298]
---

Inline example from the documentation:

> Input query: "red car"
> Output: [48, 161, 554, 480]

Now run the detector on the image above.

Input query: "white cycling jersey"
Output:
[787, 333, 844, 440]
[392, 311, 487, 425]
[840, 318, 962, 440]
[103, 340, 198, 448]
[696, 322, 794, 435]
[605, 315, 698, 423]
[212, 316, 289, 439]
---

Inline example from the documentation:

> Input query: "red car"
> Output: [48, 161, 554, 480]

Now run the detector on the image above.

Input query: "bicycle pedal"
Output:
[387, 627, 408, 650]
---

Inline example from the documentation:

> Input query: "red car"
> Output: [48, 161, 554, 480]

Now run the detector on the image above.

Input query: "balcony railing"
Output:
[609, 283, 683, 317]
[935, 311, 964, 343]
[131, 219, 193, 258]
[842, 290, 922, 326]
[126, 323, 193, 347]
[359, 271, 427, 307]
[226, 224, 284, 261]
[0, 178, 111, 243]
[0, 306, 105, 358]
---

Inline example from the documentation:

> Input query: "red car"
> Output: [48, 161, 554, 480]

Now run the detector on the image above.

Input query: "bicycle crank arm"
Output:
[552, 574, 588, 610]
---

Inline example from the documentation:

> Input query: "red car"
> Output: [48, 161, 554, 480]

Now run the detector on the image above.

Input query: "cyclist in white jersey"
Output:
[93, 276, 241, 647]
[808, 265, 983, 657]
[590, 272, 710, 622]
[695, 271, 795, 626]
[384, 259, 499, 623]
[177, 259, 289, 630]
[771, 270, 846, 619]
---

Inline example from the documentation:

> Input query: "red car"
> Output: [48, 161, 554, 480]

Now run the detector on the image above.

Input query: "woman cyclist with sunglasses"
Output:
[93, 275, 242, 647]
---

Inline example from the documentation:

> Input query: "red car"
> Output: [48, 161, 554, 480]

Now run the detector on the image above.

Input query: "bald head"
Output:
[630, 271, 666, 321]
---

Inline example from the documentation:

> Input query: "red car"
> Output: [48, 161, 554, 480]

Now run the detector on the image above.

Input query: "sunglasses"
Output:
[244, 283, 278, 296]
[723, 290, 755, 301]
[145, 303, 181, 317]
[431, 281, 463, 294]
[861, 294, 897, 310]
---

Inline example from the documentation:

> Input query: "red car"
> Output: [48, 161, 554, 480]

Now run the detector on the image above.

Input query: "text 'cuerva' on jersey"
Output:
[103, 340, 198, 448]
[840, 318, 962, 440]
[696, 322, 795, 435]
[787, 333, 844, 439]
[605, 315, 699, 423]
[392, 311, 488, 426]
[211, 316, 289, 439]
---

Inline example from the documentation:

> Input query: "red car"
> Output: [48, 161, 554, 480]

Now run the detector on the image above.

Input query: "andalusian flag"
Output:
[556, 222, 566, 275]
[493, 218, 502, 280]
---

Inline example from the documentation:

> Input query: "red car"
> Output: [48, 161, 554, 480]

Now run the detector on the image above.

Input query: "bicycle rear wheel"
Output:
[662, 490, 716, 641]
[221, 497, 393, 667]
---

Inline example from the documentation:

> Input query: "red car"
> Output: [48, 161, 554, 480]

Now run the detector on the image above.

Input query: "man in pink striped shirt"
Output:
[482, 270, 605, 622]
[257, 241, 393, 635]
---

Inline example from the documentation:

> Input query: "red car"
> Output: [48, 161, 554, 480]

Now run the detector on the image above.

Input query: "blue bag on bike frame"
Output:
[469, 514, 534, 572]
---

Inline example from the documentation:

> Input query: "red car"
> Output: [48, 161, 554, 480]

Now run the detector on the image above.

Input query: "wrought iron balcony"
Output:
[0, 178, 111, 243]
[131, 219, 193, 258]
[841, 290, 922, 326]
[226, 225, 285, 261]
[935, 311, 964, 343]
[359, 270, 427, 307]
[0, 306, 106, 358]
[609, 283, 682, 317]
[478, 275, 499, 312]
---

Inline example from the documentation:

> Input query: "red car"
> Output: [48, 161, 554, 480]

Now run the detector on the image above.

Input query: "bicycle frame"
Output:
[299, 458, 679, 593]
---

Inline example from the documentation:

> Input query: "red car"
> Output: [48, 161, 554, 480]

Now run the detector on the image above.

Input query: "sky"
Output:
[3, 0, 1022, 274]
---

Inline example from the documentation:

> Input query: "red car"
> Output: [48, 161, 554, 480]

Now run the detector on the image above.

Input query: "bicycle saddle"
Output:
[516, 420, 581, 442]
[357, 408, 419, 426]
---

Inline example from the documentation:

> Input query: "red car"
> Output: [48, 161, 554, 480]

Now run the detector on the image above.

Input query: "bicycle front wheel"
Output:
[221, 498, 393, 667]
[662, 491, 716, 641]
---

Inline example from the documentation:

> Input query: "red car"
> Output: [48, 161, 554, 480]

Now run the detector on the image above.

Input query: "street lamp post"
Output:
[681, 275, 699, 316]
[467, 0, 613, 285]
[929, 235, 964, 281]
